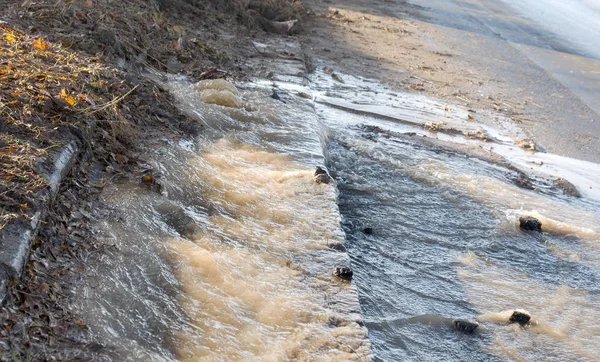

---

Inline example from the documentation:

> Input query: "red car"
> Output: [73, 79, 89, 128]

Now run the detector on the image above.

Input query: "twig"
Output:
[80, 85, 138, 115]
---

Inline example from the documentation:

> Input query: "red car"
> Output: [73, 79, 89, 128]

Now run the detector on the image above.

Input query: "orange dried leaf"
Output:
[4, 33, 16, 43]
[33, 38, 48, 51]
[65, 95, 76, 106]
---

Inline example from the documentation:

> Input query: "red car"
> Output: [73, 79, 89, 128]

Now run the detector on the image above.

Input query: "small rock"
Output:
[362, 227, 373, 235]
[519, 216, 542, 232]
[315, 166, 327, 176]
[513, 173, 533, 190]
[314, 166, 332, 184]
[315, 174, 331, 184]
[334, 267, 353, 280]
[453, 320, 479, 334]
[554, 178, 581, 198]
[271, 90, 286, 103]
[509, 310, 531, 326]
[297, 91, 312, 99]
[332, 73, 344, 83]
[516, 138, 536, 151]
[327, 241, 346, 252]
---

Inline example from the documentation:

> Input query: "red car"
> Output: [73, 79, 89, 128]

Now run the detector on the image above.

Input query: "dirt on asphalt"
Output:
[299, 0, 599, 161]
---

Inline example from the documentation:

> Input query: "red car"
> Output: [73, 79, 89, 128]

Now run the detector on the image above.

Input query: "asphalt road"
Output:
[408, 0, 600, 162]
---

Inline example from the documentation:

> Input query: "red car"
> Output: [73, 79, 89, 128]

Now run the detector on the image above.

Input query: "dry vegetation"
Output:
[0, 0, 307, 359]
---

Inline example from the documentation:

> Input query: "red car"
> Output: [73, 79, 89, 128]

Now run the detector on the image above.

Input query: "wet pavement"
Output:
[404, 0, 600, 162]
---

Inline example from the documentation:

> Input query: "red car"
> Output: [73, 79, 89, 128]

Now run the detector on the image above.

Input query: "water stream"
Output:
[311, 70, 600, 361]
[74, 56, 600, 361]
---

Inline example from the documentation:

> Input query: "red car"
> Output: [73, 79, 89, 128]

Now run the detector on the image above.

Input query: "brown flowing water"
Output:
[74, 65, 600, 361]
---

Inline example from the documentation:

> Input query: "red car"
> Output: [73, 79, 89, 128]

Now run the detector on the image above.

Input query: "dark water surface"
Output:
[315, 70, 600, 361]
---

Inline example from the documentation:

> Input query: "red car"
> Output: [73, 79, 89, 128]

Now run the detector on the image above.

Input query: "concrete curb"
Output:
[0, 141, 80, 304]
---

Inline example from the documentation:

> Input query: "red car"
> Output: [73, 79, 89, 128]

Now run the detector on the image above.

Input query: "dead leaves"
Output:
[32, 37, 48, 51]
[4, 32, 16, 43]
[59, 88, 77, 106]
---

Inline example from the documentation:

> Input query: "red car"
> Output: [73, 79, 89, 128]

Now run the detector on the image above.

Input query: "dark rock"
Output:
[513, 173, 534, 190]
[362, 227, 373, 235]
[315, 174, 331, 184]
[315, 166, 327, 176]
[334, 267, 353, 280]
[327, 241, 346, 252]
[519, 216, 542, 232]
[453, 319, 479, 334]
[509, 311, 531, 326]
[271, 90, 286, 103]
[554, 178, 581, 198]
[314, 166, 332, 184]
[332, 73, 344, 83]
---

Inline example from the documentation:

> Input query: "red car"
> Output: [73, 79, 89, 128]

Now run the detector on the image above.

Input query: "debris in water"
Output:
[424, 121, 447, 131]
[509, 310, 531, 326]
[519, 216, 542, 232]
[314, 166, 332, 184]
[553, 177, 581, 198]
[334, 267, 353, 280]
[296, 91, 312, 99]
[332, 73, 344, 83]
[271, 90, 286, 103]
[140, 170, 163, 193]
[516, 138, 536, 151]
[513, 173, 534, 190]
[453, 319, 479, 334]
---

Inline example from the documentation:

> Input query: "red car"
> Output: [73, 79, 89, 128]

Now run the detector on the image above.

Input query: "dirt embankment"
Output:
[0, 0, 305, 359]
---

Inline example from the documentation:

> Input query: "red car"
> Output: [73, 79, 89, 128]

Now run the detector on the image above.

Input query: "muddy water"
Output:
[75, 78, 370, 361]
[76, 68, 600, 361]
